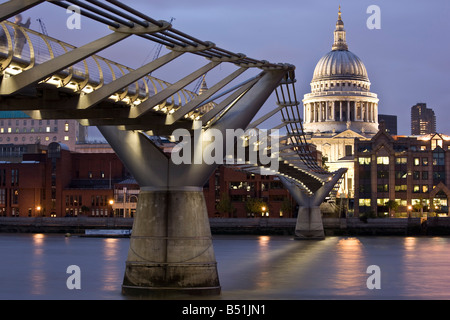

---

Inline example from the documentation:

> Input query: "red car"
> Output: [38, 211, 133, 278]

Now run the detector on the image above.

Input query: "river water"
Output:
[1, 233, 450, 300]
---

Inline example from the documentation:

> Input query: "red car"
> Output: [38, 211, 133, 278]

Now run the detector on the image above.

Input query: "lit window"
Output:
[414, 158, 420, 166]
[359, 199, 371, 207]
[358, 157, 371, 165]
[46, 126, 51, 132]
[377, 198, 390, 206]
[64, 136, 69, 141]
[395, 157, 407, 164]
[377, 157, 389, 165]
[65, 123, 69, 132]
[0, 128, 3, 133]
[7, 128, 11, 133]
[45, 136, 50, 141]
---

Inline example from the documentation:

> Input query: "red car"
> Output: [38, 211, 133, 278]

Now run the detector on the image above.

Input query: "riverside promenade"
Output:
[0, 216, 448, 236]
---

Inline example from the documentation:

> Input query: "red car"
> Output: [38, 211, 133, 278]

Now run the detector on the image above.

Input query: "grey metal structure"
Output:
[0, 0, 346, 296]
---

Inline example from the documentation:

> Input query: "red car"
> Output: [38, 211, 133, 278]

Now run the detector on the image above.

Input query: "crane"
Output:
[36, 18, 48, 36]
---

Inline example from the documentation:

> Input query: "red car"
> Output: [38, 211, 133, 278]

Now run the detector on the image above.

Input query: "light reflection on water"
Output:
[1, 233, 450, 299]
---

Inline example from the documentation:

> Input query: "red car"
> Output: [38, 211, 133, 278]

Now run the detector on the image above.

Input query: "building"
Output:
[112, 178, 140, 218]
[0, 111, 87, 151]
[302, 7, 379, 198]
[411, 103, 436, 135]
[378, 114, 397, 135]
[354, 126, 450, 218]
[203, 166, 297, 218]
[0, 142, 129, 217]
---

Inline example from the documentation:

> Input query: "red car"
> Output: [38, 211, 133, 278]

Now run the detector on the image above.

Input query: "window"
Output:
[433, 150, 445, 165]
[64, 136, 69, 141]
[413, 171, 420, 180]
[358, 157, 371, 165]
[422, 158, 428, 166]
[0, 189, 5, 205]
[377, 198, 390, 206]
[395, 171, 407, 179]
[395, 185, 407, 192]
[422, 185, 429, 193]
[11, 169, 18, 186]
[359, 199, 371, 207]
[377, 184, 389, 192]
[377, 170, 389, 179]
[65, 122, 69, 132]
[345, 145, 352, 156]
[395, 157, 407, 164]
[46, 126, 51, 132]
[11, 189, 19, 205]
[377, 157, 389, 165]
[413, 185, 420, 193]
[431, 138, 443, 150]
[414, 158, 420, 166]
[422, 171, 428, 180]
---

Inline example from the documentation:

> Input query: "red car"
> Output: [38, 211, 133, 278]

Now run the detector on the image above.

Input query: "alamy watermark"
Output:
[366, 265, 381, 290]
[366, 5, 381, 30]
[66, 265, 81, 290]
[170, 122, 280, 172]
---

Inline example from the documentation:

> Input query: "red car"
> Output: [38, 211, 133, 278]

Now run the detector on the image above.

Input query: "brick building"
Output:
[354, 127, 450, 218]
[203, 166, 297, 218]
[0, 142, 128, 217]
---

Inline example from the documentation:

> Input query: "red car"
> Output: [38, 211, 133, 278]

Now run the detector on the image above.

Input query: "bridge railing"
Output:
[0, 20, 204, 112]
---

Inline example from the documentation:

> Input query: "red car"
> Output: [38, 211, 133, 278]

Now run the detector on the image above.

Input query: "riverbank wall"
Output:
[0, 216, 449, 236]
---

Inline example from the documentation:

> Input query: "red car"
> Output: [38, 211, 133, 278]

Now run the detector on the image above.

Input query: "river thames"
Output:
[1, 233, 450, 300]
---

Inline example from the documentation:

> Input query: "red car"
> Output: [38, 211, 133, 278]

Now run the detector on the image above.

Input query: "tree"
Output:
[81, 205, 90, 216]
[280, 197, 293, 217]
[385, 200, 399, 217]
[215, 193, 234, 217]
[244, 198, 268, 217]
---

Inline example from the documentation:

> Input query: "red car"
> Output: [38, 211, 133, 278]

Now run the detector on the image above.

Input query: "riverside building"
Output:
[354, 127, 450, 217]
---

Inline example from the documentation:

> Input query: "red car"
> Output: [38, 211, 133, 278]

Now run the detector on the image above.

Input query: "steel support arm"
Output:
[0, 0, 44, 22]
[165, 67, 248, 124]
[130, 60, 221, 118]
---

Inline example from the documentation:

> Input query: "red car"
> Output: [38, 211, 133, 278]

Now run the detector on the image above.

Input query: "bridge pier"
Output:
[279, 168, 347, 240]
[296, 206, 325, 240]
[122, 188, 220, 296]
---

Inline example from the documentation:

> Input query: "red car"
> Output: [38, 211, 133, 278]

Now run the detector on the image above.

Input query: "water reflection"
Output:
[30, 233, 46, 295]
[4, 234, 450, 299]
[101, 238, 122, 292]
[401, 237, 450, 298]
[330, 237, 367, 295]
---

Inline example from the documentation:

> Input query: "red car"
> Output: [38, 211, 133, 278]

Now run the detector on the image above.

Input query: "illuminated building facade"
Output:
[355, 127, 450, 217]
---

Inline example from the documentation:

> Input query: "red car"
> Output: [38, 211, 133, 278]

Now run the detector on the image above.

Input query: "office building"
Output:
[411, 103, 436, 135]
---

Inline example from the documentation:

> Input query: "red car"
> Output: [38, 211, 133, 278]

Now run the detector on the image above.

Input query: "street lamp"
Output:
[36, 205, 41, 217]
[109, 199, 114, 217]
[261, 206, 268, 217]
[407, 205, 412, 218]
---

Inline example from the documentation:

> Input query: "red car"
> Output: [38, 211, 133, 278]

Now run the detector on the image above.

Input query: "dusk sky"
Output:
[9, 0, 450, 137]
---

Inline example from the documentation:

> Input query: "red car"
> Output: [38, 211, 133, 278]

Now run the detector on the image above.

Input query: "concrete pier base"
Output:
[295, 206, 325, 240]
[122, 189, 221, 296]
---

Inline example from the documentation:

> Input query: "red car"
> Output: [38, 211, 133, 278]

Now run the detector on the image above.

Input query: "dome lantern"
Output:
[332, 5, 348, 51]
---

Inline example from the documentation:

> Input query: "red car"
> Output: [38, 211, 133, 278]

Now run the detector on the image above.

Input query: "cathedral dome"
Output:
[311, 6, 369, 83]
[302, 6, 379, 136]
[312, 50, 369, 82]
